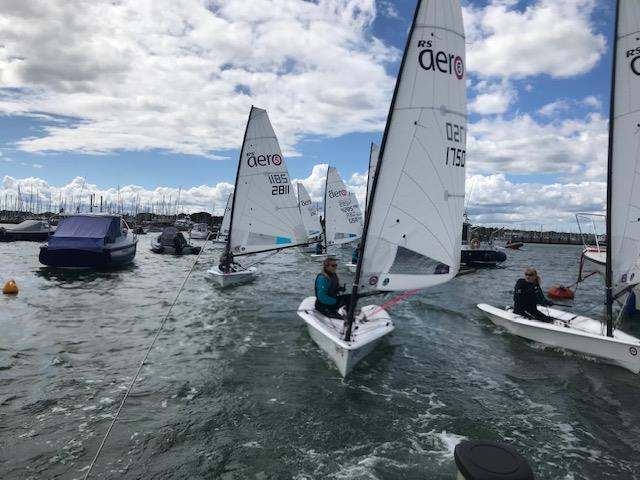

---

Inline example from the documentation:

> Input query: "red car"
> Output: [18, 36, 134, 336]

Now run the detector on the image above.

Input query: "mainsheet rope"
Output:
[83, 235, 211, 479]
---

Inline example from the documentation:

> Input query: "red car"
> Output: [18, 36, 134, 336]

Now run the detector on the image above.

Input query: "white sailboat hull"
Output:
[297, 296, 394, 377]
[477, 303, 640, 373]
[582, 248, 606, 276]
[207, 266, 257, 288]
[346, 262, 357, 273]
[309, 253, 330, 261]
[298, 244, 319, 253]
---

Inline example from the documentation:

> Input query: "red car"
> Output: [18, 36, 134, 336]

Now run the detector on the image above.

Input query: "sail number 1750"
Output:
[445, 122, 465, 168]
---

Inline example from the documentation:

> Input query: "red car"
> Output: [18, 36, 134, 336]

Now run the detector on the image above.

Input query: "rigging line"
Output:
[241, 249, 281, 269]
[82, 236, 211, 480]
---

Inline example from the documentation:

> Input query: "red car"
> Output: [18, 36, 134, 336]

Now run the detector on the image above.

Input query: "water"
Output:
[1, 239, 640, 479]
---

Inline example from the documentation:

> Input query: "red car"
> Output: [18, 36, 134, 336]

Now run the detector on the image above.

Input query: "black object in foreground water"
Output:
[454, 440, 534, 480]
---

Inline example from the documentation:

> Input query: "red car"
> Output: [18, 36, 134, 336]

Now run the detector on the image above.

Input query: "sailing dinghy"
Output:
[208, 107, 308, 287]
[346, 143, 379, 272]
[298, 0, 468, 376]
[310, 166, 363, 262]
[297, 182, 323, 253]
[211, 193, 233, 245]
[478, 0, 640, 373]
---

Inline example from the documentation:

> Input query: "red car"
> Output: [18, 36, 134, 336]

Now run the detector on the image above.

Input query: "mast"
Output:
[227, 105, 254, 255]
[344, 0, 423, 342]
[323, 166, 329, 252]
[605, 0, 621, 338]
[365, 142, 375, 215]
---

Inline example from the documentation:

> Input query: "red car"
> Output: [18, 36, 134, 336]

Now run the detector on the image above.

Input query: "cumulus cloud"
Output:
[465, 173, 606, 230]
[1, 175, 234, 215]
[469, 80, 516, 115]
[463, 0, 607, 79]
[468, 112, 609, 181]
[0, 0, 398, 156]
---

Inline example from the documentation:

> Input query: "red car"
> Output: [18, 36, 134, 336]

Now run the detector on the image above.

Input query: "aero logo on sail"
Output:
[247, 153, 282, 167]
[328, 189, 347, 198]
[417, 40, 464, 80]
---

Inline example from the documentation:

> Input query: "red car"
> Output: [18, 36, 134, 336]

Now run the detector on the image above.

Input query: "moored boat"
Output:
[0, 219, 53, 242]
[39, 214, 137, 269]
[151, 227, 201, 255]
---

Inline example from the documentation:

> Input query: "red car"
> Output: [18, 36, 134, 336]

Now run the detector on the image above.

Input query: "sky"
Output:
[0, 0, 619, 231]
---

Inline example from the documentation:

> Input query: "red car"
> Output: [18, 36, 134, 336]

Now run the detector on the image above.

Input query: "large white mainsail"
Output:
[608, 0, 640, 303]
[365, 142, 380, 211]
[228, 107, 307, 255]
[324, 166, 363, 246]
[356, 0, 467, 293]
[297, 182, 322, 238]
[219, 193, 233, 238]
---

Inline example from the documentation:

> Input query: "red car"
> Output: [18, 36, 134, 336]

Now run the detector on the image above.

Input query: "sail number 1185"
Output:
[445, 122, 465, 168]
[268, 173, 290, 195]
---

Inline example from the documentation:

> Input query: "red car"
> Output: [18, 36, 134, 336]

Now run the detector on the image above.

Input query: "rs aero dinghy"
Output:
[298, 0, 468, 376]
[479, 0, 640, 374]
[296, 182, 323, 254]
[309, 166, 363, 262]
[207, 107, 308, 288]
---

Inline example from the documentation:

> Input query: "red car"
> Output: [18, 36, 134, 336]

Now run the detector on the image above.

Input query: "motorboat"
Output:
[0, 219, 53, 242]
[460, 217, 506, 267]
[151, 227, 201, 255]
[39, 214, 137, 268]
[190, 223, 210, 240]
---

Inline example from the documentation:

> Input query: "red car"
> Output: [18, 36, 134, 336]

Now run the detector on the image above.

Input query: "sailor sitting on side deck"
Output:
[513, 268, 553, 322]
[219, 250, 241, 274]
[315, 257, 349, 319]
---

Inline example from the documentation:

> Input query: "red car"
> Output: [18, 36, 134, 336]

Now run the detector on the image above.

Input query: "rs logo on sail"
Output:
[417, 40, 464, 80]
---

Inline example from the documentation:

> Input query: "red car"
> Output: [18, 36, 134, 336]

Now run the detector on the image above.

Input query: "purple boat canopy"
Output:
[48, 215, 121, 252]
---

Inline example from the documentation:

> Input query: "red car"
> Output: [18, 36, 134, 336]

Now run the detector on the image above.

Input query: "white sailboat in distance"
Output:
[212, 193, 233, 244]
[348, 142, 379, 272]
[479, 0, 640, 374]
[310, 166, 363, 261]
[297, 182, 323, 253]
[208, 107, 308, 287]
[298, 0, 468, 376]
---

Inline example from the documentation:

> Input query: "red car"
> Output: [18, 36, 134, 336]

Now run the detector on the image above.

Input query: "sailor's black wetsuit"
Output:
[513, 279, 551, 322]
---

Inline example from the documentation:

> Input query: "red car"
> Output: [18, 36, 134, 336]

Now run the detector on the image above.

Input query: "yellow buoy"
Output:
[2, 279, 18, 295]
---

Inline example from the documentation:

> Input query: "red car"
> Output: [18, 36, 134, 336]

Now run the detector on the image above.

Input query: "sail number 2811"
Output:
[445, 122, 465, 168]
[268, 173, 291, 195]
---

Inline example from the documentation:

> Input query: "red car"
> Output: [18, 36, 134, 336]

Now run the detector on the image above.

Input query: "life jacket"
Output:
[315, 272, 339, 305]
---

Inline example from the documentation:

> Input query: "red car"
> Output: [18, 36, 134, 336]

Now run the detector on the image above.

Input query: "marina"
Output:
[2, 241, 640, 478]
[2, 0, 640, 478]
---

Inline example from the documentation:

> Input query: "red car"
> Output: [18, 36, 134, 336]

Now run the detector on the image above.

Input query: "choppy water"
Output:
[1, 238, 640, 479]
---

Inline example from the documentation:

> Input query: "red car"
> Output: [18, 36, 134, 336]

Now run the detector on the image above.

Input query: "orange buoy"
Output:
[2, 279, 19, 295]
[548, 285, 574, 300]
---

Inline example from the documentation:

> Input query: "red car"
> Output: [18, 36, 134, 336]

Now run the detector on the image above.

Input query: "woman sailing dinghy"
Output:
[208, 107, 308, 288]
[478, 0, 640, 374]
[298, 0, 468, 376]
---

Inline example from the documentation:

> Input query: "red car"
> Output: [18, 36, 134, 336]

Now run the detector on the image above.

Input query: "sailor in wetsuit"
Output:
[219, 249, 240, 273]
[315, 257, 349, 318]
[513, 268, 553, 322]
[351, 243, 360, 264]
